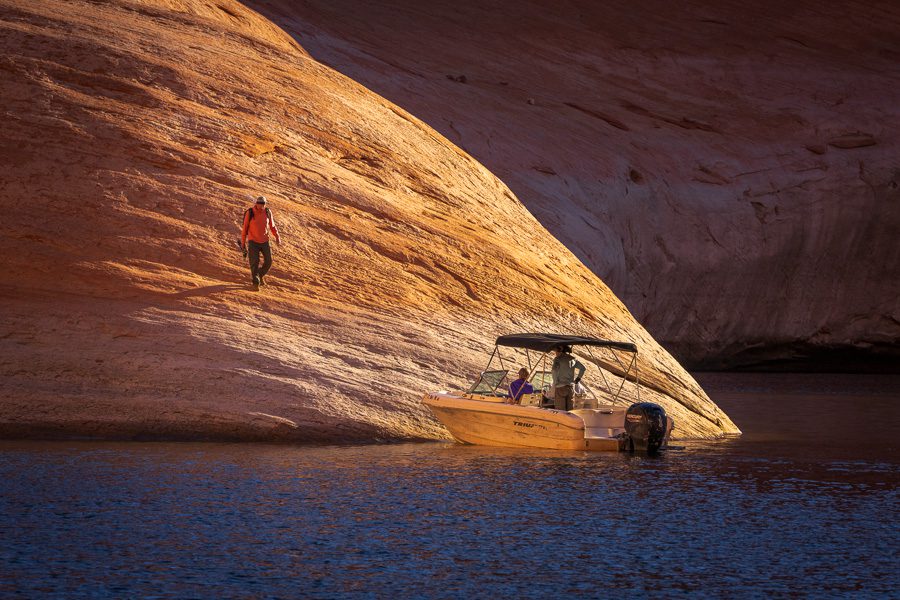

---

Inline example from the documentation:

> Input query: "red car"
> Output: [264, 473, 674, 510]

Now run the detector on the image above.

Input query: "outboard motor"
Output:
[624, 402, 668, 454]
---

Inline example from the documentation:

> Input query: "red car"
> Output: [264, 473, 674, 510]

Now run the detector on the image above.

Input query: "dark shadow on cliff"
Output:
[168, 284, 246, 298]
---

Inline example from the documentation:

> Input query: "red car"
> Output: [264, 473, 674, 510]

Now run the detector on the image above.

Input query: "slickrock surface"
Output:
[0, 0, 737, 442]
[249, 0, 900, 369]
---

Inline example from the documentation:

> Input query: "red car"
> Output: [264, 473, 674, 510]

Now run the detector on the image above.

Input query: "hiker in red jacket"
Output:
[240, 196, 281, 288]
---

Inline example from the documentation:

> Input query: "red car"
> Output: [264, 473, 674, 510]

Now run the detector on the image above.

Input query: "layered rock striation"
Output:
[0, 0, 737, 442]
[249, 0, 900, 370]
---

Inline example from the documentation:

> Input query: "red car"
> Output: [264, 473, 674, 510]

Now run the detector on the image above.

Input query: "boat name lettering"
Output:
[514, 421, 547, 430]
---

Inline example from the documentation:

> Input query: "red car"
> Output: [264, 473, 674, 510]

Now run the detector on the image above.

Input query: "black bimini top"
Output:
[495, 333, 637, 353]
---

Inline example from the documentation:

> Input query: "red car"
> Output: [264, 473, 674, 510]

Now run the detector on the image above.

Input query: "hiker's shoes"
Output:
[258, 275, 266, 286]
[252, 275, 260, 288]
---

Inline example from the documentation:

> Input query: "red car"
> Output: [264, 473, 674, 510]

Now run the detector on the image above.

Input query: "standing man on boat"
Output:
[240, 195, 281, 289]
[551, 345, 585, 411]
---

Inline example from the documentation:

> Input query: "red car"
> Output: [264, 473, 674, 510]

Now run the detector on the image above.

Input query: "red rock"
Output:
[0, 0, 739, 441]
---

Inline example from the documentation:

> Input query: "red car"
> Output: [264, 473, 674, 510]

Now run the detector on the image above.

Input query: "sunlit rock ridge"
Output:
[248, 0, 900, 370]
[0, 0, 737, 441]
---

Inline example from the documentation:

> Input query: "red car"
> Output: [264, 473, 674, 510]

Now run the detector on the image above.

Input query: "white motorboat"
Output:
[423, 334, 673, 453]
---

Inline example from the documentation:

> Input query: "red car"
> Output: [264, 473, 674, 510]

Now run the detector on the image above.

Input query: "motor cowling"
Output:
[624, 402, 668, 454]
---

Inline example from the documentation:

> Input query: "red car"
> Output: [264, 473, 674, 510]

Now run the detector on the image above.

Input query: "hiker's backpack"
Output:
[244, 206, 272, 224]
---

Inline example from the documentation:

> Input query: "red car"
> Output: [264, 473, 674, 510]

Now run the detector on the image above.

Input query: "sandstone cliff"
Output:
[249, 0, 900, 370]
[0, 0, 737, 441]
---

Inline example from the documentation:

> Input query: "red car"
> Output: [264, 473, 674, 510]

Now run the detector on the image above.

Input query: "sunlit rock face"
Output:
[248, 0, 900, 370]
[0, 0, 737, 442]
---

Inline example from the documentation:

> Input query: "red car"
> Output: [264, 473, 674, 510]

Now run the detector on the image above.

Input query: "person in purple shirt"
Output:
[508, 368, 535, 403]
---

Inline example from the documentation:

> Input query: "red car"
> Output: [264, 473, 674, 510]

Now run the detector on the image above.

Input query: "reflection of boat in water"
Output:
[423, 334, 673, 453]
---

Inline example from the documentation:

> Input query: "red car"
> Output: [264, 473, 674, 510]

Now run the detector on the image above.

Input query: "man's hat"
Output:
[255, 195, 267, 204]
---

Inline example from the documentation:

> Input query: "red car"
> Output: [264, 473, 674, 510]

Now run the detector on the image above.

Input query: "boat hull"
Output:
[423, 392, 626, 451]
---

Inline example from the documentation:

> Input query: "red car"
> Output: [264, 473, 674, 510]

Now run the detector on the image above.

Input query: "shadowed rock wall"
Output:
[248, 0, 900, 370]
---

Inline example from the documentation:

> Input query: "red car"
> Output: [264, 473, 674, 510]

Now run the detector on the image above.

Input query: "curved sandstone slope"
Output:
[249, 0, 900, 369]
[0, 0, 737, 441]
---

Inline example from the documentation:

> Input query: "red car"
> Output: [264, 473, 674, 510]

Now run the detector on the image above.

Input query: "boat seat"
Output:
[517, 392, 544, 407]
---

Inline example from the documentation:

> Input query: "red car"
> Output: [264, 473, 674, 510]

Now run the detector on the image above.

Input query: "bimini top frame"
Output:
[467, 333, 641, 404]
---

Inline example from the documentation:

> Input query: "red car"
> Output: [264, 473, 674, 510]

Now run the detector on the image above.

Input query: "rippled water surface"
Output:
[2, 374, 898, 598]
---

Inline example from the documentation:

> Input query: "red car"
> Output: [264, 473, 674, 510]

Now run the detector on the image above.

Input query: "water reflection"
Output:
[1, 374, 898, 598]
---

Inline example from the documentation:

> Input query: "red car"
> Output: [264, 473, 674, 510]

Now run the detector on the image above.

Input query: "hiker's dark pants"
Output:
[248, 240, 272, 281]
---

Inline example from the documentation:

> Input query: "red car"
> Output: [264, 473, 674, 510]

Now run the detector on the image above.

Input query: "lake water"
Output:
[1, 373, 898, 598]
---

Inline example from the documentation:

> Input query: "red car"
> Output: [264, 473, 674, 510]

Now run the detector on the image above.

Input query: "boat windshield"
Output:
[529, 370, 553, 392]
[467, 370, 508, 394]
